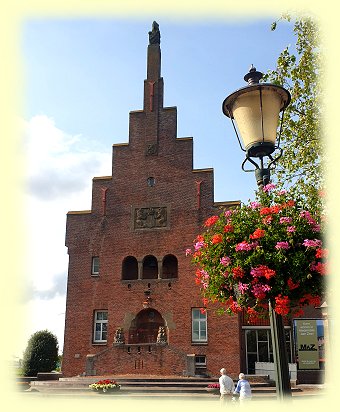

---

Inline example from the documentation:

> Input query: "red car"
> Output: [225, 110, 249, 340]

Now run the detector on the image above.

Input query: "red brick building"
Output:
[62, 22, 240, 378]
[62, 23, 325, 382]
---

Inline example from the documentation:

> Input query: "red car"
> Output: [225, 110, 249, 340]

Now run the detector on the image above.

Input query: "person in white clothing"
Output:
[233, 373, 252, 402]
[219, 368, 235, 404]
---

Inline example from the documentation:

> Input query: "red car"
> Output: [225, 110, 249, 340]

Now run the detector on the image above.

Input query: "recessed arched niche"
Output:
[162, 254, 178, 279]
[122, 256, 138, 280]
[142, 255, 158, 279]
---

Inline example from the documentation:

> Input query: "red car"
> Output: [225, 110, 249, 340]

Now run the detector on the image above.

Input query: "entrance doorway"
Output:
[244, 327, 292, 374]
[128, 309, 165, 344]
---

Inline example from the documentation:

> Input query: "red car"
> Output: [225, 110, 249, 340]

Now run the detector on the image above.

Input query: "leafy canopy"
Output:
[22, 329, 59, 377]
[263, 15, 323, 211]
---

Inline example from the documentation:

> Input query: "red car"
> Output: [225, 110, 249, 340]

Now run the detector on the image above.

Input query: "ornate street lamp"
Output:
[223, 66, 292, 400]
[222, 65, 291, 188]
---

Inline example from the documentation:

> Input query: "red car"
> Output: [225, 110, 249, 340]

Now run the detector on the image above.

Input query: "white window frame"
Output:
[195, 355, 207, 369]
[192, 308, 207, 343]
[93, 310, 108, 343]
[92, 256, 100, 275]
[243, 326, 292, 373]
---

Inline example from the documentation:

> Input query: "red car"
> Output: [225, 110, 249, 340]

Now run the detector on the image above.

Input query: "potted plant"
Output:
[89, 379, 121, 393]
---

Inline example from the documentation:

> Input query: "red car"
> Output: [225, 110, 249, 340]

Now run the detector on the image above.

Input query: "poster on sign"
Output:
[296, 319, 319, 369]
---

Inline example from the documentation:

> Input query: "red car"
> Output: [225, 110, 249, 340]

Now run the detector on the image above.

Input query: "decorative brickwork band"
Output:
[196, 180, 202, 209]
[148, 81, 155, 111]
[134, 206, 167, 229]
[101, 187, 108, 216]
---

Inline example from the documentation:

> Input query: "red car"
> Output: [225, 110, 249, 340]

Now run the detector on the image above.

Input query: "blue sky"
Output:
[22, 18, 296, 202]
[19, 17, 297, 356]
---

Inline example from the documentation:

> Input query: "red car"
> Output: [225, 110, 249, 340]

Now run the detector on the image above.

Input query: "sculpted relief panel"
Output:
[134, 206, 168, 230]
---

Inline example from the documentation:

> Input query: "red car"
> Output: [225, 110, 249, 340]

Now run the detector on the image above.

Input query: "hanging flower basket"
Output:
[89, 379, 121, 394]
[186, 184, 327, 321]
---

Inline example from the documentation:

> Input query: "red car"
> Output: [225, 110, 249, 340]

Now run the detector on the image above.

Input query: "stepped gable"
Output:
[62, 22, 239, 379]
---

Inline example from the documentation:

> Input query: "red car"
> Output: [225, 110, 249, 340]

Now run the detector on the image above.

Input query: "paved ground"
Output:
[19, 384, 326, 398]
[16, 374, 328, 407]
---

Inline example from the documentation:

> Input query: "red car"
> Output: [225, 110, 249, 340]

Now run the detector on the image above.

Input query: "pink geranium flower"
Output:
[263, 183, 276, 192]
[251, 283, 271, 299]
[275, 241, 290, 250]
[235, 241, 257, 251]
[303, 239, 322, 248]
[220, 256, 231, 266]
[237, 282, 249, 294]
[194, 241, 205, 251]
[280, 216, 292, 224]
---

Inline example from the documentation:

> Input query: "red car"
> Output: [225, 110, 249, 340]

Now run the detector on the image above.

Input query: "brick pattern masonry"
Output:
[62, 26, 241, 378]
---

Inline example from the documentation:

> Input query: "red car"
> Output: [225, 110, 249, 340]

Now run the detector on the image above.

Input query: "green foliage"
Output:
[263, 14, 323, 211]
[22, 330, 59, 377]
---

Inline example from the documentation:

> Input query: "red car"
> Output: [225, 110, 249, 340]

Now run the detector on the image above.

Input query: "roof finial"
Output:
[149, 21, 160, 45]
[244, 65, 263, 85]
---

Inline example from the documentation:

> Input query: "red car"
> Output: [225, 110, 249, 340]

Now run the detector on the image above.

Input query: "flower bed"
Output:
[206, 383, 220, 395]
[89, 379, 121, 393]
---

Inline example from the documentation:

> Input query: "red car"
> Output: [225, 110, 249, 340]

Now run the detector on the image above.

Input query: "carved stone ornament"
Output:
[134, 206, 167, 230]
[156, 326, 167, 344]
[145, 143, 158, 156]
[113, 327, 125, 345]
[148, 21, 160, 45]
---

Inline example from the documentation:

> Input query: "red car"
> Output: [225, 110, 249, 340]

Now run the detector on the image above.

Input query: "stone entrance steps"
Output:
[28, 375, 283, 396]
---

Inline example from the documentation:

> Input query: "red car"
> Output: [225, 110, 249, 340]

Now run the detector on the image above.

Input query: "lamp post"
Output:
[222, 65, 290, 188]
[222, 66, 292, 400]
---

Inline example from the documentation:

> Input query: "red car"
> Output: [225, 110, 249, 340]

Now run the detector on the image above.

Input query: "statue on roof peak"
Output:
[149, 21, 160, 45]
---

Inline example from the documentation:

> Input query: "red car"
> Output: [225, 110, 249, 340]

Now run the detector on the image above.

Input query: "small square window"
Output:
[195, 355, 206, 366]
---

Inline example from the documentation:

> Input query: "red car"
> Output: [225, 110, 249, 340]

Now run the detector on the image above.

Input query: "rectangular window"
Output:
[195, 355, 207, 374]
[244, 327, 292, 374]
[92, 257, 100, 275]
[192, 308, 207, 343]
[93, 310, 108, 343]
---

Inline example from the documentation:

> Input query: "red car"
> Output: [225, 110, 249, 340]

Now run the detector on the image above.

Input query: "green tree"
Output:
[263, 15, 323, 212]
[22, 330, 59, 376]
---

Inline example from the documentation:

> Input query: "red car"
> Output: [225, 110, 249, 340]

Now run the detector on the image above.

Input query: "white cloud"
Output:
[17, 295, 66, 358]
[22, 115, 111, 200]
[18, 115, 112, 357]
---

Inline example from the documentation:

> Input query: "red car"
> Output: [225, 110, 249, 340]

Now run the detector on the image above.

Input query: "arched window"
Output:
[142, 255, 158, 279]
[122, 256, 138, 280]
[128, 309, 165, 344]
[162, 254, 178, 279]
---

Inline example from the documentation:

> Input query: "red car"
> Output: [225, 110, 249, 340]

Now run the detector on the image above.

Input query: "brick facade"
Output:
[62, 26, 241, 378]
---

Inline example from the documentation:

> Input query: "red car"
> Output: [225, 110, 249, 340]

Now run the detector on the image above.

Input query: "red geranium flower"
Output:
[224, 224, 234, 233]
[287, 278, 300, 290]
[250, 228, 266, 239]
[204, 215, 219, 227]
[232, 266, 245, 279]
[275, 295, 290, 315]
[316, 248, 328, 259]
[212, 234, 223, 244]
[260, 207, 272, 215]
